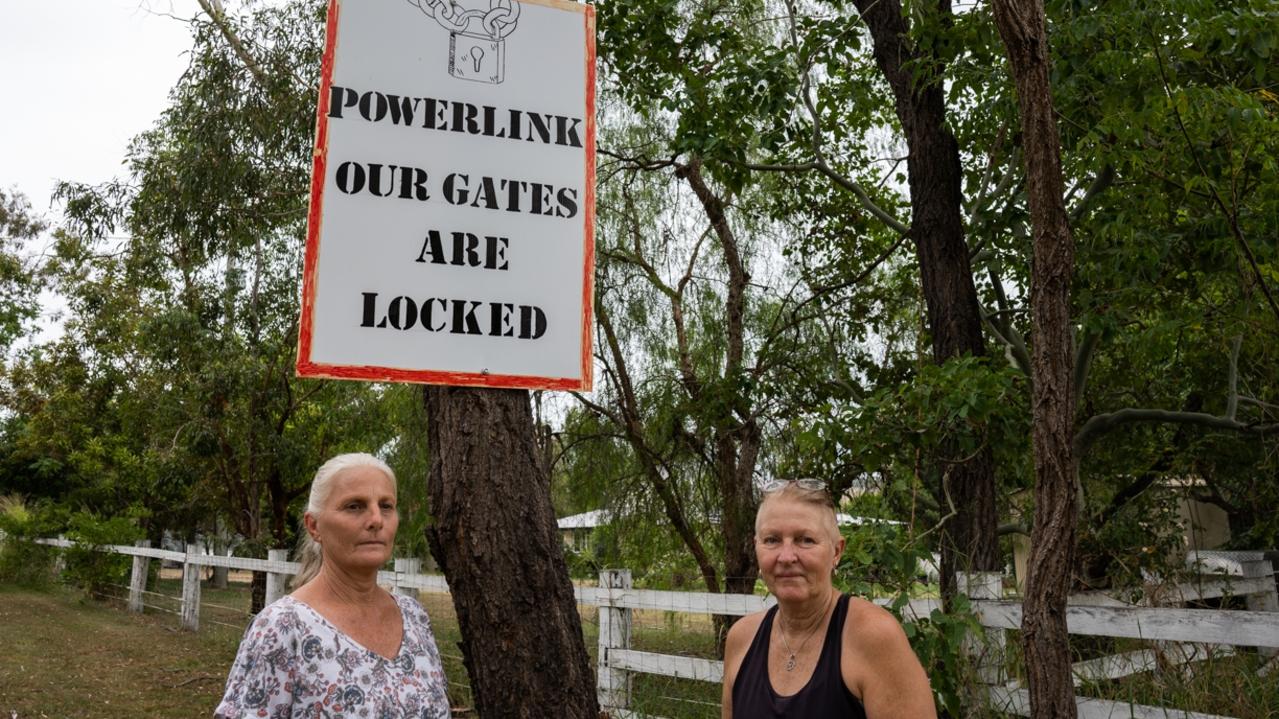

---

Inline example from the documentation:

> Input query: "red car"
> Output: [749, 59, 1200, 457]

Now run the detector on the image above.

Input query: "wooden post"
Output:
[264, 548, 290, 607]
[1243, 555, 1278, 658]
[959, 572, 1005, 685]
[597, 568, 633, 711]
[181, 543, 202, 631]
[53, 533, 67, 577]
[128, 539, 151, 614]
[394, 558, 422, 600]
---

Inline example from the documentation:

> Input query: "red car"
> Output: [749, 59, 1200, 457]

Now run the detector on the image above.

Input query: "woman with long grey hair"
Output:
[215, 453, 451, 718]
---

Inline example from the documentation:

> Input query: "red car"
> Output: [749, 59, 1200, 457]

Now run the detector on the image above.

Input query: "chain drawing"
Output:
[406, 0, 521, 84]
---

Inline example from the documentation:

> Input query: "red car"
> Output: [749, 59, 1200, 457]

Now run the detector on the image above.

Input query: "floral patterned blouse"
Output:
[215, 594, 452, 719]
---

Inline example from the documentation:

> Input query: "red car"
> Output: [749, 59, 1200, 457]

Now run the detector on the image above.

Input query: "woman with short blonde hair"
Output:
[722, 479, 935, 718]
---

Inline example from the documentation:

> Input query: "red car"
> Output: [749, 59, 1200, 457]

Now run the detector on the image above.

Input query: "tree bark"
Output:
[850, 0, 1000, 601]
[423, 386, 599, 718]
[992, 0, 1078, 716]
[250, 570, 267, 614]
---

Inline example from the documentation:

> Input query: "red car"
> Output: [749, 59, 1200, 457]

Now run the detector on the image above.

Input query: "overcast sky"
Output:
[1, 1, 202, 218]
[0, 1, 207, 345]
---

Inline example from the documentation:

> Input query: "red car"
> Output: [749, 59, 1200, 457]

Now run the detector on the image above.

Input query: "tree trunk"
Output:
[250, 570, 267, 614]
[423, 386, 599, 718]
[678, 159, 764, 645]
[851, 0, 1000, 602]
[211, 517, 230, 589]
[992, 0, 1079, 716]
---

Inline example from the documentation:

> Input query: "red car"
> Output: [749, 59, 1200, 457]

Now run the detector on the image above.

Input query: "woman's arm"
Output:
[720, 613, 762, 719]
[214, 606, 298, 718]
[845, 602, 937, 719]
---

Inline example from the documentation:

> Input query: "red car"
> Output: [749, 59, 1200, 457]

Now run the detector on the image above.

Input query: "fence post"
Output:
[959, 571, 1005, 686]
[1243, 555, 1278, 659]
[181, 543, 202, 631]
[265, 548, 290, 607]
[128, 539, 151, 614]
[597, 568, 633, 712]
[394, 558, 422, 600]
[53, 533, 67, 577]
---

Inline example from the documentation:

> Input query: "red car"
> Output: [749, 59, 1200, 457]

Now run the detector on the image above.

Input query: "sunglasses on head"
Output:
[760, 478, 826, 493]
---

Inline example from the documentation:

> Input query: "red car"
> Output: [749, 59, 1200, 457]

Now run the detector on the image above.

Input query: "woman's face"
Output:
[755, 496, 844, 603]
[307, 465, 398, 574]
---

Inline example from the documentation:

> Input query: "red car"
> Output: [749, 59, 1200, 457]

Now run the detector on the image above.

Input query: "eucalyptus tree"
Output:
[968, 0, 1279, 570]
[0, 188, 47, 355]
[30, 2, 401, 610]
[992, 0, 1079, 711]
[595, 0, 1017, 607]
[981, 0, 1279, 711]
[553, 90, 927, 659]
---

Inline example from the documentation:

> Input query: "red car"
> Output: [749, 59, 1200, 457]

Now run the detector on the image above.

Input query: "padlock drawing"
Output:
[449, 31, 504, 84]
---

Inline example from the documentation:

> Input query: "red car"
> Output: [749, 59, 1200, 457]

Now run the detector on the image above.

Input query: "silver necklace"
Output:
[776, 594, 832, 671]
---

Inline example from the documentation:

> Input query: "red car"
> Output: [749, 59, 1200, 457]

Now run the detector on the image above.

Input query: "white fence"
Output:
[26, 538, 1279, 718]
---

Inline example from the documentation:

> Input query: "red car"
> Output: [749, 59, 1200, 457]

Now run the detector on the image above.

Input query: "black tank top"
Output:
[731, 593, 867, 719]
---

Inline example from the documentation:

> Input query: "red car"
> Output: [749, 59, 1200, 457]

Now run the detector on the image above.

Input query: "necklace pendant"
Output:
[785, 654, 797, 671]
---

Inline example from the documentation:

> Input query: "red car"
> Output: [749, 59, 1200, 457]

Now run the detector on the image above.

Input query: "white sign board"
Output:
[298, 0, 595, 390]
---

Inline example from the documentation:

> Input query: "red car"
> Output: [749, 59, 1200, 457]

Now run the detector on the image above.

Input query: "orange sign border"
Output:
[296, 0, 596, 392]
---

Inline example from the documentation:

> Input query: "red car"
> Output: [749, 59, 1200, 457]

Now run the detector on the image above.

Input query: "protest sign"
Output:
[297, 0, 595, 390]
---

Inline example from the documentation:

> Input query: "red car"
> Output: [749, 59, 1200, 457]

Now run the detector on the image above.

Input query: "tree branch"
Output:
[739, 159, 911, 236]
[1067, 165, 1115, 224]
[195, 0, 272, 91]
[1075, 408, 1279, 457]
[1072, 324, 1101, 400]
[999, 522, 1030, 537]
[597, 148, 679, 172]
[982, 308, 1033, 377]
[1226, 335, 1241, 422]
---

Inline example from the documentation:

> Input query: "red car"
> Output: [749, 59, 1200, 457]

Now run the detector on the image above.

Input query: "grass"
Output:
[1081, 645, 1279, 718]
[0, 583, 241, 718]
[0, 575, 632, 718]
[0, 578, 488, 719]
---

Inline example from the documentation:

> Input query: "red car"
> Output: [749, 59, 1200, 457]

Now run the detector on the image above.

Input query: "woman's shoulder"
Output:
[245, 595, 312, 635]
[843, 595, 912, 654]
[725, 609, 768, 653]
[732, 607, 770, 632]
[722, 608, 769, 685]
[392, 592, 434, 625]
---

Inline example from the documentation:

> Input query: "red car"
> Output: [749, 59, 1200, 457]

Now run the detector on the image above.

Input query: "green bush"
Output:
[837, 522, 982, 718]
[62, 511, 144, 598]
[0, 495, 58, 586]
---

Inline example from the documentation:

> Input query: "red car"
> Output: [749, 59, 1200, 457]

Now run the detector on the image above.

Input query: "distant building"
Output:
[558, 509, 612, 553]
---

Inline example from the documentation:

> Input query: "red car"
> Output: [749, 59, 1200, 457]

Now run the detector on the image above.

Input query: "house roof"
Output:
[557, 509, 612, 529]
[837, 513, 902, 526]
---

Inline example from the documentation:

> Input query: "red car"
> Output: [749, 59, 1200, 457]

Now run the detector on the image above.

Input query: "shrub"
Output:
[62, 511, 144, 598]
[837, 522, 982, 718]
[0, 494, 57, 586]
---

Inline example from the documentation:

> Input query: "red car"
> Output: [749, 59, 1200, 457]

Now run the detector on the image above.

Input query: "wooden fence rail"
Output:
[24, 538, 1278, 718]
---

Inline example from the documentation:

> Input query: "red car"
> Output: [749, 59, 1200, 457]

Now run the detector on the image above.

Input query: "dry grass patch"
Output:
[0, 584, 241, 718]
